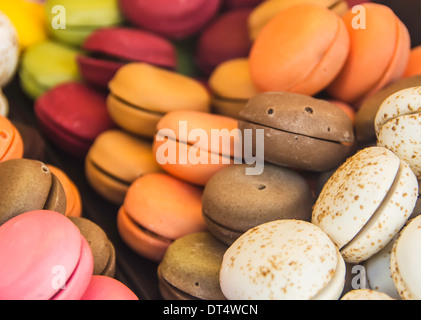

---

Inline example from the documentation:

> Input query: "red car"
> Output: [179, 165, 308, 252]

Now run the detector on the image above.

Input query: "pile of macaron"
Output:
[1, 0, 421, 300]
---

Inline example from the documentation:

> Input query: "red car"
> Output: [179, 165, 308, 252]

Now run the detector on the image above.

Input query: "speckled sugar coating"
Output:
[220, 220, 346, 300]
[312, 147, 418, 263]
[375, 86, 421, 179]
[0, 12, 19, 88]
[390, 215, 421, 300]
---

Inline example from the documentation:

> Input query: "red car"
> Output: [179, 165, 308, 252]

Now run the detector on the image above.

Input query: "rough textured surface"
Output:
[0, 12, 19, 88]
[202, 163, 314, 245]
[158, 232, 227, 300]
[220, 220, 345, 300]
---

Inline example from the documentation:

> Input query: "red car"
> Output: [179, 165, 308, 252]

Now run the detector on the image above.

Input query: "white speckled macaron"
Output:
[364, 237, 400, 300]
[390, 215, 421, 300]
[0, 89, 8, 117]
[341, 289, 395, 300]
[375, 86, 421, 180]
[312, 146, 418, 264]
[0, 11, 19, 88]
[219, 220, 346, 300]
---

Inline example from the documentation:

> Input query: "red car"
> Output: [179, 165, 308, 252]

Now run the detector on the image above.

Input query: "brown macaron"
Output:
[202, 163, 314, 245]
[238, 92, 355, 172]
[0, 158, 66, 225]
[69, 217, 116, 278]
[158, 232, 227, 300]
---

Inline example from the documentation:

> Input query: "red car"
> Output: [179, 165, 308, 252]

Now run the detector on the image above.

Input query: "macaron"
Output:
[312, 146, 419, 263]
[119, 0, 221, 39]
[196, 8, 253, 76]
[0, 159, 67, 226]
[12, 121, 46, 161]
[0, 210, 93, 300]
[0, 115, 23, 162]
[249, 3, 350, 96]
[47, 165, 82, 218]
[44, 0, 123, 46]
[220, 220, 346, 300]
[35, 82, 115, 157]
[238, 92, 355, 172]
[77, 27, 177, 89]
[158, 232, 227, 300]
[117, 173, 207, 262]
[355, 75, 421, 142]
[390, 214, 421, 300]
[404, 46, 421, 78]
[85, 129, 161, 205]
[0, 11, 19, 88]
[107, 63, 210, 138]
[19, 40, 80, 100]
[80, 275, 138, 300]
[69, 217, 116, 278]
[0, 0, 47, 51]
[0, 89, 8, 117]
[341, 289, 395, 300]
[208, 58, 258, 119]
[153, 110, 239, 186]
[364, 237, 401, 300]
[375, 87, 421, 179]
[327, 3, 411, 104]
[202, 163, 314, 245]
[248, 0, 349, 41]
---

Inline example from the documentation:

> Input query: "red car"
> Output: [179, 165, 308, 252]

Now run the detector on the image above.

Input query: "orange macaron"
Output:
[404, 46, 421, 78]
[249, 3, 350, 96]
[0, 115, 23, 163]
[117, 173, 207, 262]
[153, 110, 240, 186]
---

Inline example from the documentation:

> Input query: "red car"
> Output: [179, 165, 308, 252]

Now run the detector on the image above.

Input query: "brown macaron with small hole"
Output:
[202, 163, 314, 245]
[238, 91, 355, 172]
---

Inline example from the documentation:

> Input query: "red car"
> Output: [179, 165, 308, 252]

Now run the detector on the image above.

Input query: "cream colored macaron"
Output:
[220, 220, 346, 300]
[312, 146, 418, 264]
[390, 215, 421, 300]
[341, 289, 395, 300]
[0, 89, 8, 117]
[375, 86, 421, 180]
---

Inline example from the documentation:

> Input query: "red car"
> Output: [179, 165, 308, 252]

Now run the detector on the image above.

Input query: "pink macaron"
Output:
[0, 210, 94, 300]
[34, 82, 115, 157]
[80, 275, 138, 300]
[119, 0, 222, 39]
[77, 27, 177, 89]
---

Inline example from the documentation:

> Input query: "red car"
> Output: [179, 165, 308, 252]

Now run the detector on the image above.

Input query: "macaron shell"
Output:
[391, 215, 421, 300]
[48, 165, 82, 218]
[341, 289, 395, 300]
[312, 147, 402, 250]
[0, 89, 9, 117]
[340, 160, 418, 263]
[0, 210, 82, 300]
[80, 275, 138, 300]
[220, 220, 343, 300]
[123, 174, 206, 241]
[51, 235, 94, 300]
[249, 3, 350, 96]
[327, 3, 410, 103]
[13, 121, 46, 161]
[108, 63, 210, 114]
[0, 11, 19, 87]
[404, 46, 421, 78]
[0, 115, 23, 162]
[77, 55, 124, 89]
[117, 206, 172, 262]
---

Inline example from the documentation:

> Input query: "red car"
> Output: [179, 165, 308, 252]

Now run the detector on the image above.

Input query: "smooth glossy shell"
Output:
[117, 173, 207, 262]
[85, 130, 161, 205]
[220, 220, 346, 300]
[0, 11, 19, 88]
[249, 3, 350, 96]
[312, 147, 419, 263]
[248, 0, 348, 40]
[391, 215, 421, 300]
[0, 210, 83, 300]
[375, 86, 421, 179]
[81, 275, 138, 300]
[327, 3, 411, 104]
